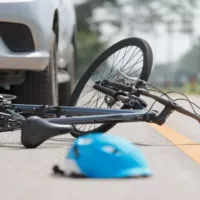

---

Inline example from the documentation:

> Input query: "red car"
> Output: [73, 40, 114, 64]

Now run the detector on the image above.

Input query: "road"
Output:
[0, 95, 200, 200]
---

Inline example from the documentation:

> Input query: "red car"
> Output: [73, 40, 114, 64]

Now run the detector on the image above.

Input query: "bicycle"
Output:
[0, 37, 199, 149]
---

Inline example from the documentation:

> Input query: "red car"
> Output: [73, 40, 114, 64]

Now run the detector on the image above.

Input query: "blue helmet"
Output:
[59, 133, 152, 179]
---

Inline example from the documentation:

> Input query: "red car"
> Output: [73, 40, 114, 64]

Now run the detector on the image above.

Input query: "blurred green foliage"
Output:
[175, 41, 200, 77]
[74, 0, 197, 78]
[76, 31, 106, 78]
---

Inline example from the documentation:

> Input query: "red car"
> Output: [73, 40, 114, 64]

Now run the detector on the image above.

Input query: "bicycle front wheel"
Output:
[68, 37, 153, 137]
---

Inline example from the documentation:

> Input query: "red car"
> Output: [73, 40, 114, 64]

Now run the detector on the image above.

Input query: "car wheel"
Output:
[12, 32, 58, 105]
[59, 43, 76, 105]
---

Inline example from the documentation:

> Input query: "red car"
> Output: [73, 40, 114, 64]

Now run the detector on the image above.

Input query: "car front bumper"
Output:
[0, 38, 49, 71]
[0, 0, 52, 71]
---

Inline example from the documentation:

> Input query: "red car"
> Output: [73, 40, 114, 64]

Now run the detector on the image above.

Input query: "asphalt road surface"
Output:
[0, 95, 200, 200]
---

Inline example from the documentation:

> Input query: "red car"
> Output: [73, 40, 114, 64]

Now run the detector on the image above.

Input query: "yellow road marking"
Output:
[149, 123, 200, 165]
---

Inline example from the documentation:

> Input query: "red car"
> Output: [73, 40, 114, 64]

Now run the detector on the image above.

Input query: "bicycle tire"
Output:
[68, 37, 153, 138]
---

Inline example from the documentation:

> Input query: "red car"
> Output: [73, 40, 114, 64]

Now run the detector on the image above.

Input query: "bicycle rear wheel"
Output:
[68, 37, 153, 137]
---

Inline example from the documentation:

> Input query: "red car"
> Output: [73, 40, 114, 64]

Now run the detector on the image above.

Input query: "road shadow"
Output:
[0, 137, 75, 150]
[49, 171, 152, 181]
[49, 137, 74, 143]
[0, 142, 23, 149]
[0, 139, 199, 150]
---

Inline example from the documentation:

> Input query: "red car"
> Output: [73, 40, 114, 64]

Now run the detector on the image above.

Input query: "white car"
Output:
[0, 0, 77, 105]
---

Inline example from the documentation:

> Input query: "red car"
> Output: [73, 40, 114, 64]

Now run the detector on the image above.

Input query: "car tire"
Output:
[59, 43, 76, 105]
[12, 32, 58, 105]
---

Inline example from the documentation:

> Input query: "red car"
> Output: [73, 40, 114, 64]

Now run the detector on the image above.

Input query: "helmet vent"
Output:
[77, 138, 93, 145]
[73, 145, 80, 158]
[102, 145, 120, 155]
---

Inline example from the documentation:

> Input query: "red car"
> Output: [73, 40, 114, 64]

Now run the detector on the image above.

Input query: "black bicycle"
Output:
[0, 37, 199, 148]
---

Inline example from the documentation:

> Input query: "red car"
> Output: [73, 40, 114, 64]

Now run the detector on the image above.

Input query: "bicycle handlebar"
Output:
[136, 88, 200, 122]
[94, 80, 200, 123]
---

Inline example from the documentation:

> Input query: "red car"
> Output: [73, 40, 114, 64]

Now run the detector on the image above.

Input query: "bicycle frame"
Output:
[11, 104, 157, 124]
[13, 104, 139, 116]
[17, 104, 159, 148]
